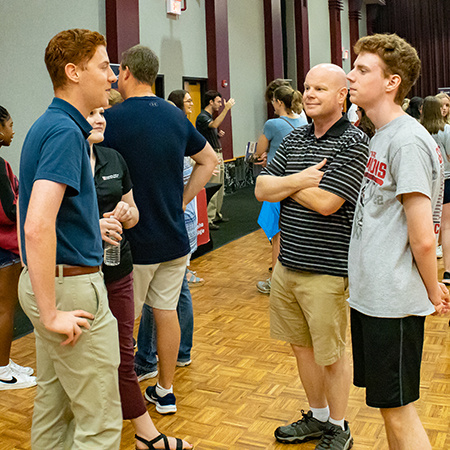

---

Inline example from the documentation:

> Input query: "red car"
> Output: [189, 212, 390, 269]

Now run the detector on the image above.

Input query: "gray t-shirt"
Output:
[348, 114, 443, 318]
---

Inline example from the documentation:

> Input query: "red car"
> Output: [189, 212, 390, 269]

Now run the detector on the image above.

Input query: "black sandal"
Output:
[135, 433, 184, 450]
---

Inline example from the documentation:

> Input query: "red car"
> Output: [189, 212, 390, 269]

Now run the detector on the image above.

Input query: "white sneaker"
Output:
[437, 245, 443, 259]
[0, 365, 36, 390]
[9, 359, 34, 376]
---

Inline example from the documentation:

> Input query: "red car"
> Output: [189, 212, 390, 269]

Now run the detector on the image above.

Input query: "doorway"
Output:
[183, 77, 207, 126]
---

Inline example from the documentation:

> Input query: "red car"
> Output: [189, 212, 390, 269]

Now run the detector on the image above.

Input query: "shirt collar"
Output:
[48, 97, 92, 139]
[93, 144, 109, 172]
[308, 114, 350, 140]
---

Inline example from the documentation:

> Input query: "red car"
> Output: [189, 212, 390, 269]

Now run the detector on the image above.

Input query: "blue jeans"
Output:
[134, 269, 194, 372]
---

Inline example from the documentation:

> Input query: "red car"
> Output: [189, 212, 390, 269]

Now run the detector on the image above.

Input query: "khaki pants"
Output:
[207, 150, 224, 222]
[19, 268, 122, 450]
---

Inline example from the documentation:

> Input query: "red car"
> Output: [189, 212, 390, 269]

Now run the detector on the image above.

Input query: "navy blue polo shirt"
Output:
[103, 96, 206, 264]
[19, 98, 103, 266]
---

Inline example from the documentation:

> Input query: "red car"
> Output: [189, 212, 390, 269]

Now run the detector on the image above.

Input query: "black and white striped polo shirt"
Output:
[261, 115, 369, 277]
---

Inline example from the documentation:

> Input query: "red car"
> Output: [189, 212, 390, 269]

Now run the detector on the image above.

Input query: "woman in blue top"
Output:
[254, 86, 307, 294]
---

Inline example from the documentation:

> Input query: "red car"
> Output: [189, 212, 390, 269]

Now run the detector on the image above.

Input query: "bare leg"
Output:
[323, 354, 351, 421]
[0, 262, 22, 365]
[271, 232, 280, 273]
[152, 308, 180, 389]
[133, 412, 192, 450]
[441, 203, 450, 272]
[291, 344, 327, 408]
[380, 403, 431, 450]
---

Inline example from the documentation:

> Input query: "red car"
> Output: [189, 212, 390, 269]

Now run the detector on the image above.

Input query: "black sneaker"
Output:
[442, 271, 450, 285]
[315, 421, 353, 450]
[274, 410, 327, 444]
[145, 384, 177, 414]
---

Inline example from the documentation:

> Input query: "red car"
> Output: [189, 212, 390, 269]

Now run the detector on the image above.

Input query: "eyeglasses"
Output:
[184, 99, 194, 104]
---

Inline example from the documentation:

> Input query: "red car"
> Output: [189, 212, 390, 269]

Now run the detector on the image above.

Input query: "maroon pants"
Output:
[106, 272, 147, 420]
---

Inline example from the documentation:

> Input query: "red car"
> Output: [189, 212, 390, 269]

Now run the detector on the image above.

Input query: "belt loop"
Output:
[57, 264, 64, 284]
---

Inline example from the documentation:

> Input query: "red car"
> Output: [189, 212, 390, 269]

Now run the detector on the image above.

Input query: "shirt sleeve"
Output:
[391, 143, 435, 200]
[116, 151, 133, 195]
[34, 127, 84, 196]
[263, 120, 276, 141]
[185, 118, 207, 157]
[195, 112, 212, 135]
[319, 133, 370, 205]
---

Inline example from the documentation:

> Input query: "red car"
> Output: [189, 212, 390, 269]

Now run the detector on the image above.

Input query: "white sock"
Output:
[310, 406, 330, 423]
[329, 417, 345, 430]
[156, 383, 173, 397]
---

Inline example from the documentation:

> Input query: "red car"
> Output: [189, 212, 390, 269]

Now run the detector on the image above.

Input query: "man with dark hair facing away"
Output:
[18, 29, 122, 448]
[196, 90, 235, 230]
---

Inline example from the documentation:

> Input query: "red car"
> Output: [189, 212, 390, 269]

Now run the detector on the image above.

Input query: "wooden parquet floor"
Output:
[2, 229, 450, 449]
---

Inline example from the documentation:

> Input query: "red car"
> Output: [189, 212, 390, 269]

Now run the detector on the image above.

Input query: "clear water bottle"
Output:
[104, 237, 120, 266]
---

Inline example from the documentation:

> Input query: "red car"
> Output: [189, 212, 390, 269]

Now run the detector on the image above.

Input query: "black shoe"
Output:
[209, 222, 220, 230]
[213, 217, 229, 224]
[443, 271, 450, 284]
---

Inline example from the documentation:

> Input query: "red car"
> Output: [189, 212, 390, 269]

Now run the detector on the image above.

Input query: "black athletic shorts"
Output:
[350, 308, 425, 409]
[444, 178, 450, 204]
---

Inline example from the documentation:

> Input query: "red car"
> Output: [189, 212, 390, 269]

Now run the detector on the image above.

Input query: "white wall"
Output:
[138, 0, 207, 96]
[308, 0, 331, 67]
[360, 2, 368, 38]
[0, 0, 105, 172]
[228, 0, 267, 157]
[341, 1, 352, 73]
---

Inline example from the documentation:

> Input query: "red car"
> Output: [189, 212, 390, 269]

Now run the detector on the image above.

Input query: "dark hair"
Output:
[273, 86, 303, 114]
[265, 78, 291, 103]
[168, 89, 188, 111]
[421, 96, 445, 135]
[354, 33, 421, 105]
[356, 108, 375, 138]
[204, 90, 222, 107]
[406, 96, 423, 120]
[45, 29, 106, 90]
[0, 105, 10, 126]
[121, 45, 159, 86]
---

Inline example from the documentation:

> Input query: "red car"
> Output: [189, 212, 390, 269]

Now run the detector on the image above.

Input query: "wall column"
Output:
[295, 0, 310, 86]
[328, 0, 344, 67]
[349, 0, 362, 65]
[205, 0, 233, 159]
[105, 0, 140, 64]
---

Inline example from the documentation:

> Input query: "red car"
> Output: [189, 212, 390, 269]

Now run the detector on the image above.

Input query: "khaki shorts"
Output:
[270, 263, 349, 366]
[133, 255, 188, 318]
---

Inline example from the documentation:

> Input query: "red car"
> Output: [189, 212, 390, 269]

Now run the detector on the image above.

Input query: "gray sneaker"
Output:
[274, 410, 327, 444]
[315, 421, 353, 450]
[257, 278, 271, 294]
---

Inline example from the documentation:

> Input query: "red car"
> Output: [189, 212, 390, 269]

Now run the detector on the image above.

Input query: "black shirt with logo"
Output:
[93, 144, 134, 283]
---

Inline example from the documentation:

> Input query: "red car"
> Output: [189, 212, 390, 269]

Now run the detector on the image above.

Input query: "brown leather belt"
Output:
[55, 265, 101, 277]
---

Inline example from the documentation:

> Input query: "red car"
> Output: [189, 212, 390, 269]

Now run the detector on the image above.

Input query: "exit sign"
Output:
[167, 0, 182, 15]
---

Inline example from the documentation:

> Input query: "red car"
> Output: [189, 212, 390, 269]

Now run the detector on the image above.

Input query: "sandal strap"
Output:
[135, 433, 169, 449]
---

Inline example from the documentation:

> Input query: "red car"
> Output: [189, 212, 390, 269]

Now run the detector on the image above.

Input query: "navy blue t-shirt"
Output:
[103, 96, 206, 264]
[19, 98, 103, 266]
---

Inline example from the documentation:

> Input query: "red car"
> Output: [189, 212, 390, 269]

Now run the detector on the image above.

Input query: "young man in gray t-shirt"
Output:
[347, 34, 450, 449]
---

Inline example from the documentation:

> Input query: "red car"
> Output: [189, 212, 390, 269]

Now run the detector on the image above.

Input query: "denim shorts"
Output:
[0, 248, 20, 268]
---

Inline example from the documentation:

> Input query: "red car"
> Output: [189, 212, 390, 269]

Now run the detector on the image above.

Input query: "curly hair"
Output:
[354, 33, 421, 105]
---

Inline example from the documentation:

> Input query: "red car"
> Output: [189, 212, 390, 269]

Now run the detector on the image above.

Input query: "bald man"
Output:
[255, 64, 369, 449]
